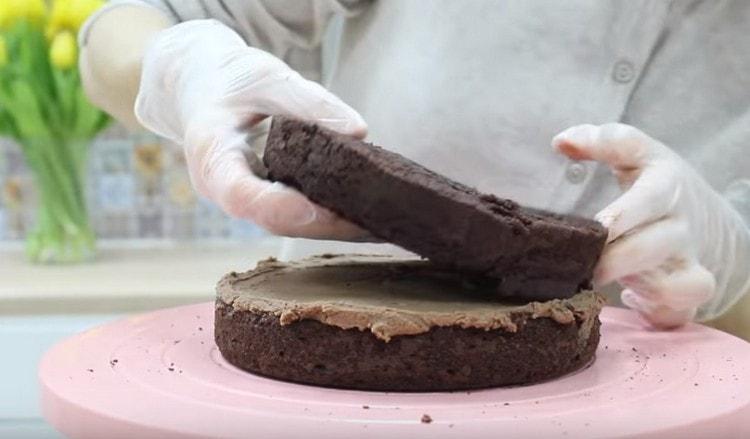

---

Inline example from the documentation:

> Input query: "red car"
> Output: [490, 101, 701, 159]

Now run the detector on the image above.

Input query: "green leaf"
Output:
[0, 19, 110, 178]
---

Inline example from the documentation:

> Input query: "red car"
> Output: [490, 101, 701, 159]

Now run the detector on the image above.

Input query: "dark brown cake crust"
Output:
[215, 301, 600, 392]
[263, 116, 608, 301]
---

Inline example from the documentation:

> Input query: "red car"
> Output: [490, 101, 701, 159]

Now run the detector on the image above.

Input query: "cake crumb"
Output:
[168, 367, 175, 372]
[421, 414, 432, 424]
[362, 405, 369, 409]
[503, 402, 510, 406]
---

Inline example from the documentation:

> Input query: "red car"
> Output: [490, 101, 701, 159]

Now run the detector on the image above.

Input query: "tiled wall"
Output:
[0, 125, 267, 243]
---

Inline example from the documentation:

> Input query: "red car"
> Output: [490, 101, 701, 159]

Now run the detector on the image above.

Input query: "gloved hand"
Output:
[553, 123, 750, 328]
[135, 19, 368, 239]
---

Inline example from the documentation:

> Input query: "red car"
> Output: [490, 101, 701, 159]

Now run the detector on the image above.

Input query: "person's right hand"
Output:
[135, 19, 369, 240]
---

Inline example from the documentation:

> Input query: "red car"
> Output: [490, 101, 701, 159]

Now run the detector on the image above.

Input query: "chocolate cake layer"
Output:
[263, 117, 608, 300]
[215, 255, 604, 391]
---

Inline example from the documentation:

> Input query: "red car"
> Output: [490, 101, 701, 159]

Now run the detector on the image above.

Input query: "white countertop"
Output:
[0, 238, 282, 314]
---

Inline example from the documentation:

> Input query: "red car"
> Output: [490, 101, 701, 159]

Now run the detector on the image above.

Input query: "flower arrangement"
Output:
[0, 0, 110, 263]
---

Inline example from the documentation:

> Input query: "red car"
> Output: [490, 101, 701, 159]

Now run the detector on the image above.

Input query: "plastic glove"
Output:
[552, 123, 750, 328]
[135, 19, 369, 239]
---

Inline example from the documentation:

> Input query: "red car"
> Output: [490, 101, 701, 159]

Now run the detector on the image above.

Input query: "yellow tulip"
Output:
[0, 4, 8, 28]
[50, 31, 77, 69]
[69, 0, 106, 29]
[0, 36, 7, 67]
[0, 0, 47, 29]
[47, 0, 104, 38]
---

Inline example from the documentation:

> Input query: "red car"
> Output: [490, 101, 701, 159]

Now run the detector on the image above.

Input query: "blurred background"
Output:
[0, 2, 280, 436]
[0, 126, 270, 243]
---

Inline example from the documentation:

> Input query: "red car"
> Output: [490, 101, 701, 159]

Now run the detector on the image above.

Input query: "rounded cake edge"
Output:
[214, 300, 601, 392]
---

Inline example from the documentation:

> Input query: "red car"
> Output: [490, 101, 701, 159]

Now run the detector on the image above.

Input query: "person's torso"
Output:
[329, 0, 750, 219]
[126, 0, 750, 259]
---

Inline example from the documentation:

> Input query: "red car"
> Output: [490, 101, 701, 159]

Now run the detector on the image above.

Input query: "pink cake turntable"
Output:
[39, 303, 750, 438]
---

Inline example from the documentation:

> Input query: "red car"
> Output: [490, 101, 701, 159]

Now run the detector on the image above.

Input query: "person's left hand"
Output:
[552, 123, 750, 328]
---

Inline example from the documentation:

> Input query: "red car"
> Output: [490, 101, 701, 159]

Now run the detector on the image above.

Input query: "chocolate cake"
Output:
[215, 255, 604, 392]
[263, 116, 608, 301]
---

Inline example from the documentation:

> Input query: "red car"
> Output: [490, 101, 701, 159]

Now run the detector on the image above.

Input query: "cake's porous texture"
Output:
[263, 116, 608, 301]
[215, 255, 605, 391]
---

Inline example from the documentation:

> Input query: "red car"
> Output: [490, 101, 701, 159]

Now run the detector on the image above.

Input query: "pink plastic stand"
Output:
[39, 303, 750, 438]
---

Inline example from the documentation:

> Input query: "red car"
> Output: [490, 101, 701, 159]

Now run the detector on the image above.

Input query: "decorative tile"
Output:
[0, 125, 269, 243]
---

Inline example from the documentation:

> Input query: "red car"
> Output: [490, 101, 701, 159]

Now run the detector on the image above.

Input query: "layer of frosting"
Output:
[218, 255, 605, 341]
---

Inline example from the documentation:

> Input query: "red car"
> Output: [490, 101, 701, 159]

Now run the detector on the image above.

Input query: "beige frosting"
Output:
[218, 255, 605, 342]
